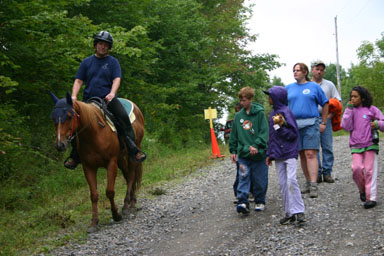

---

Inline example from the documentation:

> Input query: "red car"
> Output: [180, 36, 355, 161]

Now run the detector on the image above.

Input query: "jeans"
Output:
[237, 157, 268, 205]
[317, 118, 334, 176]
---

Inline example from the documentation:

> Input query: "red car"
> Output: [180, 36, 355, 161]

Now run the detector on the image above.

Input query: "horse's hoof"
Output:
[87, 225, 99, 233]
[113, 213, 122, 222]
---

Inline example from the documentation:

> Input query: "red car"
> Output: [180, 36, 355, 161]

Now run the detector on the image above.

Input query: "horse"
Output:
[50, 92, 144, 233]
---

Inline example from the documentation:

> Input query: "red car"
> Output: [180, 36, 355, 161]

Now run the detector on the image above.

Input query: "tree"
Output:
[349, 32, 384, 108]
[270, 76, 284, 86]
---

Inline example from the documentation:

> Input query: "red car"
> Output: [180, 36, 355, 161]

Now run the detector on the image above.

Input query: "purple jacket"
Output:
[341, 105, 384, 149]
[266, 86, 299, 160]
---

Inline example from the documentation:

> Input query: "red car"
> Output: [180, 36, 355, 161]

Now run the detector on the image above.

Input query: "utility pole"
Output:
[334, 16, 341, 96]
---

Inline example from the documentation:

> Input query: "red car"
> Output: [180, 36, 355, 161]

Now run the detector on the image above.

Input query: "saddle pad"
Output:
[90, 102, 117, 132]
[117, 98, 136, 124]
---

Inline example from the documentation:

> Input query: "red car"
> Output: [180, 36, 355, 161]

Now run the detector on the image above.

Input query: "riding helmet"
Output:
[93, 31, 113, 48]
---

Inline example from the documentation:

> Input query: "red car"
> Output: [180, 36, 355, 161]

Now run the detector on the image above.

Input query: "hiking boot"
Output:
[364, 200, 377, 209]
[323, 174, 334, 183]
[254, 203, 265, 211]
[309, 183, 318, 198]
[280, 214, 295, 225]
[317, 175, 323, 183]
[301, 181, 310, 194]
[360, 193, 366, 202]
[237, 203, 250, 214]
[295, 213, 307, 223]
[135, 151, 147, 163]
[64, 157, 80, 170]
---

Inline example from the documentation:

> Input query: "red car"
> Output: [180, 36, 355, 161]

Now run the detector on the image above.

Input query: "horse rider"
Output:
[64, 30, 146, 169]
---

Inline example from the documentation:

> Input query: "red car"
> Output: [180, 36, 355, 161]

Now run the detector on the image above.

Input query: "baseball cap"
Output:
[312, 60, 326, 68]
[262, 89, 270, 95]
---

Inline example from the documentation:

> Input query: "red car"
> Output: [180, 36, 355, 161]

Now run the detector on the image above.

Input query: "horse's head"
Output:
[50, 92, 79, 151]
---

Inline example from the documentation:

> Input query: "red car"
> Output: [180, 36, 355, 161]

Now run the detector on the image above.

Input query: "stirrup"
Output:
[64, 157, 80, 170]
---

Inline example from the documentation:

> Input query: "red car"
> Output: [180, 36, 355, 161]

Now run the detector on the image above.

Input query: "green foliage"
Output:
[270, 76, 284, 86]
[349, 32, 384, 107]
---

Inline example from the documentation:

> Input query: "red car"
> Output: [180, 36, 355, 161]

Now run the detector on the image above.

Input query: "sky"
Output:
[246, 0, 384, 85]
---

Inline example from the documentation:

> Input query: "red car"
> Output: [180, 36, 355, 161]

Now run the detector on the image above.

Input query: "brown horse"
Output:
[50, 92, 144, 233]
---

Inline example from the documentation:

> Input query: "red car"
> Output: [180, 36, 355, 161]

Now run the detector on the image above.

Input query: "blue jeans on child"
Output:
[317, 118, 334, 176]
[237, 157, 268, 206]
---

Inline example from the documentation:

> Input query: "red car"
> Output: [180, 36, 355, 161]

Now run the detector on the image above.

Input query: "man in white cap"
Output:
[311, 61, 341, 183]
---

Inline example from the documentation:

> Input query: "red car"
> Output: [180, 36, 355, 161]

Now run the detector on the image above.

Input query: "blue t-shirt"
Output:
[286, 81, 328, 119]
[75, 55, 121, 101]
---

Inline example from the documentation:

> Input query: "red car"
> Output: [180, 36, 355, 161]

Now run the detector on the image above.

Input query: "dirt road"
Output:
[51, 136, 384, 256]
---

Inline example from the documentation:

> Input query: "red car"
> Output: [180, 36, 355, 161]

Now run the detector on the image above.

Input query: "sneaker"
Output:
[254, 203, 265, 211]
[280, 214, 295, 225]
[309, 184, 318, 198]
[237, 203, 250, 214]
[295, 213, 307, 223]
[64, 157, 80, 170]
[317, 175, 323, 183]
[364, 200, 377, 209]
[323, 174, 334, 183]
[301, 181, 310, 194]
[360, 193, 366, 202]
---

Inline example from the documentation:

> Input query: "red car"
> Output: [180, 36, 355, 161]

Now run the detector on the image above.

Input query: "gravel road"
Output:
[50, 136, 384, 256]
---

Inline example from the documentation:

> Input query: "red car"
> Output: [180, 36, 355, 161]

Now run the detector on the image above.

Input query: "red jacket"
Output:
[329, 98, 342, 131]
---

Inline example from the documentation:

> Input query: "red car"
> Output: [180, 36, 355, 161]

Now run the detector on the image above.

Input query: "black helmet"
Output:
[93, 31, 113, 48]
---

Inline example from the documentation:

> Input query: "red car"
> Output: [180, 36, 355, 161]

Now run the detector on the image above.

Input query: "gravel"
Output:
[48, 136, 384, 256]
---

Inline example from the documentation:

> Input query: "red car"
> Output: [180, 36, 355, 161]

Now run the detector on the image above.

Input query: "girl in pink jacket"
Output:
[341, 86, 384, 209]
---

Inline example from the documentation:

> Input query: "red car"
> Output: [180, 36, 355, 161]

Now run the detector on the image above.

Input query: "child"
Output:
[229, 87, 269, 214]
[341, 86, 384, 209]
[264, 86, 306, 224]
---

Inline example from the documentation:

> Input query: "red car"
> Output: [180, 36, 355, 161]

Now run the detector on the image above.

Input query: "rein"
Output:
[68, 103, 97, 142]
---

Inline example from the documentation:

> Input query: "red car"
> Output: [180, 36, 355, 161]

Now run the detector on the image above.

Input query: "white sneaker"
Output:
[255, 203, 265, 211]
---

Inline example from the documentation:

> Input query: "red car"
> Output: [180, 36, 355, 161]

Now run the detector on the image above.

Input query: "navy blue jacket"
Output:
[266, 86, 299, 160]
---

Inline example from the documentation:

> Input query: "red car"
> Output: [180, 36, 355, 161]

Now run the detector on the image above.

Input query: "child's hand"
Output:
[370, 121, 377, 129]
[249, 146, 258, 156]
[230, 154, 237, 163]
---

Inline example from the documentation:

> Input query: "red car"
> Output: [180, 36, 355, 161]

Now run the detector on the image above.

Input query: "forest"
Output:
[0, 0, 383, 254]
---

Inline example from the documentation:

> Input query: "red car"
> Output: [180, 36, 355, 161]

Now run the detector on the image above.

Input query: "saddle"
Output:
[87, 97, 136, 148]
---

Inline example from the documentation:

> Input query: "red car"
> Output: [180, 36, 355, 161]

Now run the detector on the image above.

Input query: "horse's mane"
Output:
[74, 101, 106, 127]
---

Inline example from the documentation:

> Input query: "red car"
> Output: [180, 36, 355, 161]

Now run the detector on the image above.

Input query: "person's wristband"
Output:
[320, 121, 326, 125]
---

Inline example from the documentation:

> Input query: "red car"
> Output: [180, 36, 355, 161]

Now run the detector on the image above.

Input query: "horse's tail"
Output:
[135, 162, 143, 191]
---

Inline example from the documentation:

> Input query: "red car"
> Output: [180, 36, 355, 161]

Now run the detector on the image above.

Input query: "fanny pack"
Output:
[296, 117, 317, 129]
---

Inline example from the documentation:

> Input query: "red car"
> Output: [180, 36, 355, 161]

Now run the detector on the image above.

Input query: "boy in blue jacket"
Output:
[229, 87, 269, 214]
[264, 86, 306, 225]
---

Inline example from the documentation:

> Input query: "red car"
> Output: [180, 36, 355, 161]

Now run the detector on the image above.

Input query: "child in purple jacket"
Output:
[341, 86, 384, 209]
[264, 86, 306, 225]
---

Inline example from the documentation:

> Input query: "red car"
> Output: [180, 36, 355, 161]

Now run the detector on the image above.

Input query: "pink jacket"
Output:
[341, 105, 384, 148]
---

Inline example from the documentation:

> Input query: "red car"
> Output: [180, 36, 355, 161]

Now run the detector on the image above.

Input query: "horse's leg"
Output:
[83, 167, 99, 233]
[122, 161, 137, 215]
[106, 159, 122, 222]
[129, 162, 141, 208]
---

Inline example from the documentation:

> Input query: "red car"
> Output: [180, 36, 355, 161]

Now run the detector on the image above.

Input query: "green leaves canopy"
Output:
[0, 0, 280, 151]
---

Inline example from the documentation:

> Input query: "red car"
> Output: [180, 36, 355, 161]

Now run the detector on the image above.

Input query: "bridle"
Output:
[68, 108, 80, 141]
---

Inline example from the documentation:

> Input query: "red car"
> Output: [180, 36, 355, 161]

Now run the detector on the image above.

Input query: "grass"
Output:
[0, 139, 227, 256]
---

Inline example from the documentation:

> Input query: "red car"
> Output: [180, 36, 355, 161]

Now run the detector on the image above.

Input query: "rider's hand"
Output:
[105, 93, 116, 103]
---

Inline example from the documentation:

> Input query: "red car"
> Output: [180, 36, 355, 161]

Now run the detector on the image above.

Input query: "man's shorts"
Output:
[298, 121, 320, 151]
